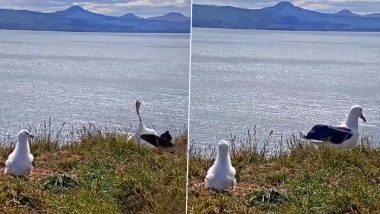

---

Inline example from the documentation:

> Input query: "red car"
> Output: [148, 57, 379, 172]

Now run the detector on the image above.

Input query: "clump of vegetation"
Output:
[188, 129, 380, 213]
[249, 188, 288, 206]
[42, 174, 79, 193]
[0, 124, 187, 213]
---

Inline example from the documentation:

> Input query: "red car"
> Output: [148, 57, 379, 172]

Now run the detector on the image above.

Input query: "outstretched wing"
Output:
[140, 134, 160, 147]
[303, 124, 353, 144]
[140, 133, 175, 149]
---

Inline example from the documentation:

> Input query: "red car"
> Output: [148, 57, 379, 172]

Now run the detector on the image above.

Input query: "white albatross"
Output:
[302, 105, 366, 149]
[205, 140, 236, 191]
[132, 100, 157, 148]
[4, 129, 34, 176]
[129, 100, 175, 149]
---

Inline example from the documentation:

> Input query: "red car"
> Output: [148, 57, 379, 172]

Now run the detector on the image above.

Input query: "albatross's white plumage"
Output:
[132, 100, 157, 148]
[205, 140, 236, 191]
[303, 105, 366, 149]
[4, 129, 34, 176]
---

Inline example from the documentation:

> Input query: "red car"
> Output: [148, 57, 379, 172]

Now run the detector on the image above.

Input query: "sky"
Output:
[0, 0, 191, 17]
[194, 0, 380, 15]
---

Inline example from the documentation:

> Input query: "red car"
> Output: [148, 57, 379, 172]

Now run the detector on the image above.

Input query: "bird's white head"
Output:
[217, 140, 230, 158]
[344, 105, 366, 130]
[349, 105, 366, 123]
[17, 129, 34, 143]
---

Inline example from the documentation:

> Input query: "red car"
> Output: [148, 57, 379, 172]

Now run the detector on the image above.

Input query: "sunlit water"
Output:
[0, 30, 189, 141]
[190, 28, 380, 148]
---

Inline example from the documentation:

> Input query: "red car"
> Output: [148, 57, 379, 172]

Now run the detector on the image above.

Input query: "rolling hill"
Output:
[0, 6, 190, 33]
[192, 1, 380, 32]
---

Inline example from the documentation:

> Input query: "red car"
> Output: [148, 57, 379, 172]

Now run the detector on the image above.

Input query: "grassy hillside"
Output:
[0, 127, 187, 213]
[188, 134, 380, 213]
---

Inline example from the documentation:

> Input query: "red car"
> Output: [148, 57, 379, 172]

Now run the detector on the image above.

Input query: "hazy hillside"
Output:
[0, 6, 190, 33]
[192, 1, 380, 31]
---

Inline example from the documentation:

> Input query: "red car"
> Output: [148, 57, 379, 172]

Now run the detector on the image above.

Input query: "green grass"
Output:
[188, 133, 380, 213]
[0, 128, 187, 213]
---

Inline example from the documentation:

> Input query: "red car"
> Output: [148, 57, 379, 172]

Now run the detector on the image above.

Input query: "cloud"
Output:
[72, 0, 190, 16]
[292, 0, 380, 14]
[74, 0, 189, 8]
[294, 1, 335, 11]
[117, 0, 189, 7]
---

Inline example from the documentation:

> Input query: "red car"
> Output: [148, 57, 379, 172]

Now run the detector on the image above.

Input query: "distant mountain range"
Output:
[193, 1, 380, 31]
[0, 6, 190, 33]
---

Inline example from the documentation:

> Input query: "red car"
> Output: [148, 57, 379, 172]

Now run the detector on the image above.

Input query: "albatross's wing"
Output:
[140, 134, 160, 147]
[159, 131, 174, 148]
[303, 124, 353, 144]
[140, 133, 175, 149]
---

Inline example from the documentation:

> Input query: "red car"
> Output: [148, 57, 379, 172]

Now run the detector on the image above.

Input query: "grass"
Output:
[188, 130, 380, 214]
[0, 125, 187, 213]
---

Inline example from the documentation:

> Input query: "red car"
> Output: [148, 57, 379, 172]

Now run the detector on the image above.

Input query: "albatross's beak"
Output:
[28, 134, 35, 139]
[360, 113, 366, 123]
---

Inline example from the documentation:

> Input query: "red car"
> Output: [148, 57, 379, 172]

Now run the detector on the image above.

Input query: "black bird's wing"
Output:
[140, 134, 160, 147]
[140, 133, 174, 149]
[159, 131, 174, 148]
[303, 124, 353, 144]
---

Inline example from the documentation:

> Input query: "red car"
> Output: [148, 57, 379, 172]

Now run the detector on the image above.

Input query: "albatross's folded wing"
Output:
[304, 124, 353, 144]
